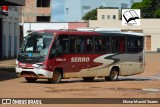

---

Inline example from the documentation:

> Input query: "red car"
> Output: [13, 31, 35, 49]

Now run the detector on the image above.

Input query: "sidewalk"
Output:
[0, 59, 16, 72]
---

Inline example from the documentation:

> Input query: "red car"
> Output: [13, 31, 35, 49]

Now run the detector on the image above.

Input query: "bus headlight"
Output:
[33, 63, 46, 69]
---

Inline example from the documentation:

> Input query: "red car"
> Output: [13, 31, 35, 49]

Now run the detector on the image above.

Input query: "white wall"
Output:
[23, 23, 68, 36]
[97, 9, 120, 20]
[89, 19, 160, 51]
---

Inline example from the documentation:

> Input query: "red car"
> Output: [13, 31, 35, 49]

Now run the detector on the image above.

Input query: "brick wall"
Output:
[22, 0, 51, 22]
[37, 8, 51, 16]
[68, 22, 88, 29]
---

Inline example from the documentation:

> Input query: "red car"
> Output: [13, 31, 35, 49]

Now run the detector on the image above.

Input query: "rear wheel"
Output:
[105, 68, 119, 81]
[83, 77, 95, 82]
[48, 71, 62, 84]
[25, 77, 37, 83]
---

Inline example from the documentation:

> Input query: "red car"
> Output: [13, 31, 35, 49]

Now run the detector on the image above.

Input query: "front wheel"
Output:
[105, 68, 119, 81]
[83, 77, 95, 82]
[25, 77, 37, 83]
[48, 71, 62, 84]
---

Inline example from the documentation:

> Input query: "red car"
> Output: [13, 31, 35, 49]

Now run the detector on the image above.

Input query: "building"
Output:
[21, 0, 52, 22]
[51, 0, 134, 22]
[97, 9, 120, 21]
[0, 0, 25, 58]
[89, 9, 160, 51]
[23, 22, 87, 36]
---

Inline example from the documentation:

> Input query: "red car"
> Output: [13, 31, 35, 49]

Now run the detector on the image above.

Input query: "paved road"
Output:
[0, 53, 160, 106]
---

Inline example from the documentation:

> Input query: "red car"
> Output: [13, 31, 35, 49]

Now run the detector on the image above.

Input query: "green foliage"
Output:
[131, 0, 160, 18]
[82, 8, 97, 20]
[154, 8, 160, 18]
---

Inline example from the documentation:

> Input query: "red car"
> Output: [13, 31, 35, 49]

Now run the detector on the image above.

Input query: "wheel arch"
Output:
[110, 66, 120, 74]
[53, 67, 64, 78]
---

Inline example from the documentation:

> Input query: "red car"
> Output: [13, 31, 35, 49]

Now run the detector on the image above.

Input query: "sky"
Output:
[51, 0, 65, 22]
[51, 0, 143, 22]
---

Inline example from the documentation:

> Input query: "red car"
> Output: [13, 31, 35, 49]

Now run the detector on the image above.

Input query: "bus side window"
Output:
[95, 37, 103, 53]
[135, 37, 143, 52]
[76, 36, 85, 53]
[119, 37, 125, 53]
[70, 35, 76, 53]
[127, 37, 143, 53]
[103, 37, 110, 53]
[57, 35, 69, 54]
[49, 42, 56, 59]
[111, 37, 119, 53]
[86, 37, 93, 53]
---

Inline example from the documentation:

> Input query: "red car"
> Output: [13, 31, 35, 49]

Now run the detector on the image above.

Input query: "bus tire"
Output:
[105, 68, 119, 81]
[83, 77, 94, 82]
[25, 77, 37, 83]
[48, 70, 62, 84]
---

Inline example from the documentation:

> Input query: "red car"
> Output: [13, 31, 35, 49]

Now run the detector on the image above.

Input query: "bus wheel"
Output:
[48, 71, 62, 84]
[25, 77, 37, 83]
[108, 68, 119, 81]
[83, 77, 95, 82]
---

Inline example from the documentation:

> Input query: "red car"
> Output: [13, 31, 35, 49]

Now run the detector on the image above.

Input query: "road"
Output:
[0, 53, 160, 107]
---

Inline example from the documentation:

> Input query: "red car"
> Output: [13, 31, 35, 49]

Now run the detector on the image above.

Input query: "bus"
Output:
[16, 28, 145, 83]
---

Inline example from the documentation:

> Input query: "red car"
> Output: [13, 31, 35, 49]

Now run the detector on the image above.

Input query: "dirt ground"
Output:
[0, 53, 160, 107]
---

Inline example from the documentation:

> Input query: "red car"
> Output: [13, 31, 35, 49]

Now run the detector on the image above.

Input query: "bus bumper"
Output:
[16, 67, 53, 79]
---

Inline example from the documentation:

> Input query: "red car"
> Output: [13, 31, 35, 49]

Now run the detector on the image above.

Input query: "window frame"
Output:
[49, 33, 144, 57]
[127, 36, 144, 53]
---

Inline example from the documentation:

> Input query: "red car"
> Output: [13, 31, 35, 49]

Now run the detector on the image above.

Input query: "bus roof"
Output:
[32, 29, 144, 37]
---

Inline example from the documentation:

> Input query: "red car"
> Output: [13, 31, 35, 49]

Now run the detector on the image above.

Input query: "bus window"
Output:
[25, 39, 34, 52]
[49, 42, 56, 59]
[95, 37, 103, 53]
[86, 37, 93, 53]
[70, 35, 76, 53]
[76, 36, 85, 53]
[119, 37, 125, 53]
[57, 35, 69, 54]
[135, 37, 143, 52]
[103, 37, 110, 53]
[127, 37, 143, 53]
[111, 37, 119, 53]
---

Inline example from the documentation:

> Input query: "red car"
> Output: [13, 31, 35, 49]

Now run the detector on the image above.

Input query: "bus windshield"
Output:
[19, 32, 53, 60]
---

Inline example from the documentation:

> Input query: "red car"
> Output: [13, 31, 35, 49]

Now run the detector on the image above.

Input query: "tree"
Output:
[82, 6, 108, 20]
[131, 0, 160, 18]
[82, 8, 97, 20]
[154, 8, 160, 18]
